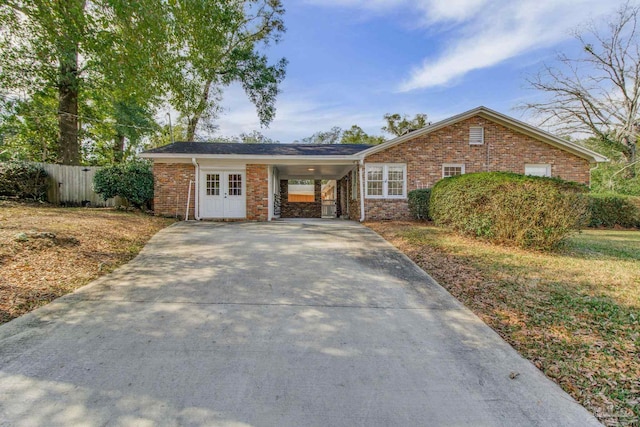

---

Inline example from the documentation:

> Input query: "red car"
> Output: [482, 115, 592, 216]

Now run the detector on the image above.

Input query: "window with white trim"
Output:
[365, 164, 407, 198]
[228, 173, 243, 196]
[442, 164, 465, 178]
[524, 164, 551, 177]
[206, 174, 220, 196]
[469, 127, 484, 145]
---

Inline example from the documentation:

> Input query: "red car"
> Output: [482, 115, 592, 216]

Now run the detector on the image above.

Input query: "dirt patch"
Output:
[0, 200, 175, 323]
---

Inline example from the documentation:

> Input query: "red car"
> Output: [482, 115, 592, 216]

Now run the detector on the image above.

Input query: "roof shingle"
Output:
[143, 142, 373, 156]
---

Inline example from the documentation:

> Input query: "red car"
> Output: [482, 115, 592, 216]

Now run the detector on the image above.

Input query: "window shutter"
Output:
[469, 127, 484, 145]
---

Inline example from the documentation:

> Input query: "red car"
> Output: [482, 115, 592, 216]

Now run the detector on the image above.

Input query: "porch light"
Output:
[308, 168, 315, 171]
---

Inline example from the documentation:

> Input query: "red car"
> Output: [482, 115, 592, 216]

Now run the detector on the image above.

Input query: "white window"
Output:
[525, 164, 551, 177]
[469, 127, 484, 145]
[365, 164, 407, 199]
[442, 164, 465, 178]
[228, 173, 243, 196]
[206, 174, 220, 196]
[366, 165, 384, 197]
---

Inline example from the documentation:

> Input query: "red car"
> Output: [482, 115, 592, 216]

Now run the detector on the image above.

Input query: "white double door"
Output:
[199, 170, 246, 218]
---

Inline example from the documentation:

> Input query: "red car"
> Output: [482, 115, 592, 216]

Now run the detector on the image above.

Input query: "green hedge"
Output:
[588, 194, 640, 228]
[0, 161, 49, 201]
[408, 188, 431, 220]
[430, 172, 589, 250]
[93, 160, 153, 209]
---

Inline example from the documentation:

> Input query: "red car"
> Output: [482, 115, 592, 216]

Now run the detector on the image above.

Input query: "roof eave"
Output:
[139, 152, 364, 161]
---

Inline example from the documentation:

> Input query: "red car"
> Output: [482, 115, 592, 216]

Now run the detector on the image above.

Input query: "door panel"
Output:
[200, 170, 245, 218]
[201, 173, 224, 218]
[224, 173, 245, 217]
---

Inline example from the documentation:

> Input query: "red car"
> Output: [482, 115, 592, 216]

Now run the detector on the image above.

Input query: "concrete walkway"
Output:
[0, 221, 600, 426]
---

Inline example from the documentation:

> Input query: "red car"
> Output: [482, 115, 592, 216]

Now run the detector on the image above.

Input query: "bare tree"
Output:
[523, 3, 640, 170]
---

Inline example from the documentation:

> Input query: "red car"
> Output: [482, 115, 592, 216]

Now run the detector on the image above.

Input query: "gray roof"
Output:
[143, 142, 373, 156]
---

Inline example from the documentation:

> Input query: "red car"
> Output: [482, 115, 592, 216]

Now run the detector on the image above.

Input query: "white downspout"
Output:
[185, 180, 193, 220]
[359, 159, 365, 222]
[191, 158, 200, 220]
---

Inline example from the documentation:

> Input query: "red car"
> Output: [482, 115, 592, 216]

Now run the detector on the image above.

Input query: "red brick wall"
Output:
[153, 163, 195, 219]
[348, 171, 360, 220]
[362, 116, 591, 220]
[279, 180, 322, 218]
[246, 164, 269, 221]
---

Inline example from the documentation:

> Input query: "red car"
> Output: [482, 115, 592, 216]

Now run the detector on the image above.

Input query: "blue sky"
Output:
[214, 0, 627, 143]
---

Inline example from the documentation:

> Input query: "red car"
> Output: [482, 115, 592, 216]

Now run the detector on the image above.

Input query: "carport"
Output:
[272, 160, 357, 219]
[140, 142, 372, 222]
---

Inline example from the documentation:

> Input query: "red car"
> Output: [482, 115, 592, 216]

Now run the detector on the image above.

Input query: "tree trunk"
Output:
[627, 143, 637, 178]
[57, 45, 80, 165]
[185, 79, 213, 141]
[621, 136, 637, 178]
[113, 132, 126, 163]
[186, 117, 197, 142]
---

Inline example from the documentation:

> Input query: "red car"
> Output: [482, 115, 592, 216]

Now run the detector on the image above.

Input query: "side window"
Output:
[365, 164, 407, 198]
[387, 165, 405, 196]
[442, 164, 465, 178]
[525, 164, 551, 177]
[366, 166, 384, 197]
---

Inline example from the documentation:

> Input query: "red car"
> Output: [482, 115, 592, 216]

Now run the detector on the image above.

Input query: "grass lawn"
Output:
[368, 222, 639, 427]
[0, 200, 174, 324]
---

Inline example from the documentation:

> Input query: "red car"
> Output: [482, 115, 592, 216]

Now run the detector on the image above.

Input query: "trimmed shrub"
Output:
[588, 193, 640, 228]
[430, 172, 589, 250]
[93, 160, 153, 209]
[0, 161, 49, 201]
[408, 188, 431, 220]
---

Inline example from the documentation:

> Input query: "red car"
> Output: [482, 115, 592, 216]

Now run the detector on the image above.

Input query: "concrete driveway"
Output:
[0, 220, 600, 426]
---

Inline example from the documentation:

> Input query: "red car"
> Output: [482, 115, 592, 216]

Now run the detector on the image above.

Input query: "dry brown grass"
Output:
[367, 221, 640, 427]
[0, 200, 174, 323]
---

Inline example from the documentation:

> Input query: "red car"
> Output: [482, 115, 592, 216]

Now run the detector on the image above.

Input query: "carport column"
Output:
[246, 164, 269, 221]
[359, 159, 365, 222]
[314, 180, 321, 203]
[267, 166, 273, 221]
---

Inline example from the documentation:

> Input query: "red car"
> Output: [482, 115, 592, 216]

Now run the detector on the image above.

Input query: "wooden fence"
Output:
[37, 163, 120, 207]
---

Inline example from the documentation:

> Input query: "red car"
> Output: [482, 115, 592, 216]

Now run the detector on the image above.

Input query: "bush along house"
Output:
[140, 106, 607, 221]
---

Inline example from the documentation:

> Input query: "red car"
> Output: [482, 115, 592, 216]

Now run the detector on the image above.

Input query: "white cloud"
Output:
[414, 0, 490, 23]
[308, 0, 625, 91]
[214, 84, 384, 142]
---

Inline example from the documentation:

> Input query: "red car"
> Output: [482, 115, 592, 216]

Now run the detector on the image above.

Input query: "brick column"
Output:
[246, 164, 269, 221]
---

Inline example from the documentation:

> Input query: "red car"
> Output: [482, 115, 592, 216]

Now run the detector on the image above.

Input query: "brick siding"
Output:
[361, 115, 592, 221]
[153, 163, 195, 219]
[152, 115, 593, 222]
[246, 164, 269, 221]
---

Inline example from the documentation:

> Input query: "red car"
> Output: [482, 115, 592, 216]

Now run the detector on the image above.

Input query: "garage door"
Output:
[199, 170, 246, 218]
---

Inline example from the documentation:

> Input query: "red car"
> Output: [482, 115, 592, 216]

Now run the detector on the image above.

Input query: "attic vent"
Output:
[469, 127, 484, 145]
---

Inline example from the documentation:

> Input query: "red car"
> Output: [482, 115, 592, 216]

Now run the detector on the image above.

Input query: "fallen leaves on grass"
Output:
[0, 200, 174, 324]
[367, 221, 640, 427]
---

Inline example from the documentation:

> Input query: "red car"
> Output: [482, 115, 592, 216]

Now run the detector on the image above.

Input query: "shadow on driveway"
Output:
[0, 221, 601, 426]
